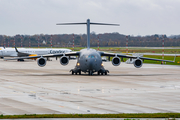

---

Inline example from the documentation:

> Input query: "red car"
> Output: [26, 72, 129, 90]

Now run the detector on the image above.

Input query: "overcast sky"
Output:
[0, 0, 180, 36]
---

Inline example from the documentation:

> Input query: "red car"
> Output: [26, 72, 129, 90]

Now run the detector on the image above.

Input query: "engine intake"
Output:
[112, 57, 121, 66]
[37, 57, 46, 67]
[60, 56, 69, 66]
[134, 59, 143, 68]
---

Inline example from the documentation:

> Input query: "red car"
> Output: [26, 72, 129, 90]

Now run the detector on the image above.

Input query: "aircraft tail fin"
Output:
[15, 47, 19, 53]
[14, 47, 30, 57]
[57, 19, 119, 49]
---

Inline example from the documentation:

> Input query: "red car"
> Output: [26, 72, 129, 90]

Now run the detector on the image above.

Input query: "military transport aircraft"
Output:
[5, 19, 174, 75]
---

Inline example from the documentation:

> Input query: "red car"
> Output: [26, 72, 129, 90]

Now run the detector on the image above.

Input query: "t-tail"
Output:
[56, 19, 119, 49]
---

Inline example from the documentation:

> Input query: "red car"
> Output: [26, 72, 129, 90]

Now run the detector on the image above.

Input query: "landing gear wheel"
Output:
[105, 71, 107, 75]
[75, 72, 77, 75]
[101, 72, 103, 75]
[72, 71, 74, 75]
[79, 71, 81, 75]
[98, 71, 100, 75]
[89, 71, 93, 75]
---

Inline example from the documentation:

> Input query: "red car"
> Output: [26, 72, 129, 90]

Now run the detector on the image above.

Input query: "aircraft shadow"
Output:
[19, 73, 172, 77]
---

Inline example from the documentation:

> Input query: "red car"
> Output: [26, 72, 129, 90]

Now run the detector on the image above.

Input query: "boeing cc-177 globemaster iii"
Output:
[5, 19, 174, 75]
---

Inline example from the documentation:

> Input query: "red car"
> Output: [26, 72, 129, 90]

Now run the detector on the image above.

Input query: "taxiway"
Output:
[0, 58, 180, 115]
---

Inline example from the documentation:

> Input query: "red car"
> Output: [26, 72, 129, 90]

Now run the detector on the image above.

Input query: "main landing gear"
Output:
[70, 69, 109, 76]
[70, 66, 109, 76]
[17, 59, 24, 61]
[97, 69, 109, 75]
[70, 68, 81, 75]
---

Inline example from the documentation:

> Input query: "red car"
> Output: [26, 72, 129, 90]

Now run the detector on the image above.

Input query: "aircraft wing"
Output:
[129, 53, 180, 57]
[138, 56, 174, 62]
[4, 52, 80, 60]
[100, 52, 174, 63]
[100, 52, 137, 58]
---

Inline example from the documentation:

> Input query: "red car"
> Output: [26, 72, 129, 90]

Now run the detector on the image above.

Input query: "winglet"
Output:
[173, 55, 176, 63]
[15, 47, 19, 53]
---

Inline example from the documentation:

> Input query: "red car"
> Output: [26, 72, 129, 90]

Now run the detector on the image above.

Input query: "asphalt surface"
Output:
[0, 58, 180, 115]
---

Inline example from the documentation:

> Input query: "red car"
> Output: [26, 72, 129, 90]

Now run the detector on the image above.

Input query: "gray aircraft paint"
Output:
[77, 49, 102, 73]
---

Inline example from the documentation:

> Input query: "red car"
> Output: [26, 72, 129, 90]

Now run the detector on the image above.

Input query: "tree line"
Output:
[0, 33, 180, 47]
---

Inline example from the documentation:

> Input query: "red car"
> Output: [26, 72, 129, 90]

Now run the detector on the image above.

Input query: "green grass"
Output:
[143, 55, 180, 65]
[0, 113, 180, 119]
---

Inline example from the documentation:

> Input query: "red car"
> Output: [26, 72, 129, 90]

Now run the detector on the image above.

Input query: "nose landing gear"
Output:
[88, 70, 93, 75]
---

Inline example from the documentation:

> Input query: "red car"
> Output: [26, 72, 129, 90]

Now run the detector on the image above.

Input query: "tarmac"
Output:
[0, 58, 180, 115]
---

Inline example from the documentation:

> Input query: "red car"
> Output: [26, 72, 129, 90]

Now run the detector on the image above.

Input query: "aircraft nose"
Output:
[87, 59, 94, 70]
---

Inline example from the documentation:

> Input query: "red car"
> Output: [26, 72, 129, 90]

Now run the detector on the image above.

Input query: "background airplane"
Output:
[5, 19, 174, 75]
[1, 47, 71, 61]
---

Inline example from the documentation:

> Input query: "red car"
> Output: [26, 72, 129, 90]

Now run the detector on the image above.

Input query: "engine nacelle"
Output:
[133, 59, 143, 68]
[37, 57, 46, 67]
[60, 56, 69, 66]
[112, 57, 121, 66]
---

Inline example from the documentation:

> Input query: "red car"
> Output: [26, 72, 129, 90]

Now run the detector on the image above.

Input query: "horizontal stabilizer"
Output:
[56, 23, 86, 25]
[57, 22, 120, 26]
[90, 22, 120, 26]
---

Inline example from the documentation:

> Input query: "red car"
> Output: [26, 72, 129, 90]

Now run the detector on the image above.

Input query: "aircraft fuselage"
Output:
[76, 48, 102, 73]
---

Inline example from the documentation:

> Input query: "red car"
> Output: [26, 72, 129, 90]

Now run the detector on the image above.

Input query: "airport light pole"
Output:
[8, 37, 9, 47]
[126, 35, 128, 55]
[21, 36, 23, 47]
[98, 36, 99, 51]
[13, 37, 15, 47]
[50, 35, 53, 48]
[29, 37, 31, 47]
[73, 34, 74, 51]
[162, 35, 165, 64]
[38, 36, 39, 48]
[3, 36, 6, 47]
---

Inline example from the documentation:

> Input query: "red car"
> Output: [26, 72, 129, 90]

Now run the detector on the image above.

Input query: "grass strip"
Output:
[0, 113, 180, 119]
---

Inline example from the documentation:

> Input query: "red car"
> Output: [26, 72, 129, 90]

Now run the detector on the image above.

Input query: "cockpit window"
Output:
[88, 55, 96, 58]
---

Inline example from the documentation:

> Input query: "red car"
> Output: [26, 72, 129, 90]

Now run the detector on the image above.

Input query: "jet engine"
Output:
[112, 57, 121, 66]
[60, 56, 69, 66]
[37, 57, 46, 67]
[133, 59, 143, 68]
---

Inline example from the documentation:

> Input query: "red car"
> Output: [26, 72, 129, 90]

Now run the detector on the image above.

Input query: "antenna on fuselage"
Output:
[56, 19, 120, 49]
